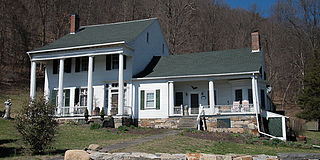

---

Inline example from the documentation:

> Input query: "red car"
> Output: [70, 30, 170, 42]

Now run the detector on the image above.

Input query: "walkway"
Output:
[99, 130, 181, 153]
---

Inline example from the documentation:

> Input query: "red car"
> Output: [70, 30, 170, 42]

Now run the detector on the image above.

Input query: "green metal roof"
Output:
[139, 48, 263, 78]
[31, 18, 157, 52]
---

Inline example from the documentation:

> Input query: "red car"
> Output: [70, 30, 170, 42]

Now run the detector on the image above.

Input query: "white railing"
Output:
[197, 105, 205, 130]
[215, 104, 254, 113]
[73, 106, 87, 115]
[173, 105, 183, 115]
[123, 106, 132, 116]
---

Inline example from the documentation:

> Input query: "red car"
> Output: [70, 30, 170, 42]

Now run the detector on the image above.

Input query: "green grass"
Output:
[0, 119, 142, 159]
[119, 135, 320, 156]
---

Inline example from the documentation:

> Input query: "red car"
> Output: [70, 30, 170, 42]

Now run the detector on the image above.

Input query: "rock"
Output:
[187, 153, 203, 160]
[200, 153, 217, 160]
[64, 150, 90, 160]
[233, 155, 253, 160]
[88, 144, 101, 151]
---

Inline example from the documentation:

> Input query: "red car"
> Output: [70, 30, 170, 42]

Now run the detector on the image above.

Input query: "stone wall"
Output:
[138, 118, 180, 129]
[138, 115, 258, 135]
[205, 115, 258, 135]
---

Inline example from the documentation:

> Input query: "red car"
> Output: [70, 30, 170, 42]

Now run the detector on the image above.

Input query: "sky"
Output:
[224, 0, 278, 17]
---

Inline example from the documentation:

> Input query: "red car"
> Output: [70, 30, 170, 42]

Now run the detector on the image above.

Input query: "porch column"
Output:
[251, 75, 259, 112]
[209, 80, 215, 111]
[87, 56, 94, 115]
[44, 63, 50, 101]
[168, 81, 174, 115]
[30, 61, 37, 100]
[58, 59, 64, 115]
[118, 53, 124, 115]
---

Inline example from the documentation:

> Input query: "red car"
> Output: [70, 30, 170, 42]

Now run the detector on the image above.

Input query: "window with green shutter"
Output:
[51, 90, 57, 106]
[64, 89, 70, 107]
[140, 90, 145, 110]
[156, 89, 160, 110]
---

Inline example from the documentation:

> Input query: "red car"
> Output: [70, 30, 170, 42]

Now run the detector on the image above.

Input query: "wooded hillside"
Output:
[1, 0, 319, 117]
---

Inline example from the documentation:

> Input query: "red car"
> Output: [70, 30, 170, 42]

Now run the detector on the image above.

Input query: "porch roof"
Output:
[135, 48, 263, 78]
[29, 18, 157, 53]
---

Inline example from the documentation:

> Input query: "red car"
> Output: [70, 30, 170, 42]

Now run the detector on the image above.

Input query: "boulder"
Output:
[64, 150, 90, 160]
[88, 144, 101, 151]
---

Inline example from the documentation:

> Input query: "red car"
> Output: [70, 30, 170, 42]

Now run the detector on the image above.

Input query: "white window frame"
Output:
[79, 88, 88, 107]
[145, 90, 156, 109]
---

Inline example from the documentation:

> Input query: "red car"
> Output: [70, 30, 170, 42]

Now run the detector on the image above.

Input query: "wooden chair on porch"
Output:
[232, 101, 240, 112]
[242, 100, 250, 112]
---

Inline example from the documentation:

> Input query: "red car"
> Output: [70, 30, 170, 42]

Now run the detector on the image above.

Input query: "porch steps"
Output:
[177, 117, 198, 129]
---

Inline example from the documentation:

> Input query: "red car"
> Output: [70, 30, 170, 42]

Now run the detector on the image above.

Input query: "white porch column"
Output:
[30, 61, 37, 100]
[87, 56, 94, 115]
[118, 53, 124, 115]
[209, 80, 215, 112]
[58, 59, 64, 115]
[44, 64, 50, 101]
[251, 75, 259, 113]
[168, 81, 174, 115]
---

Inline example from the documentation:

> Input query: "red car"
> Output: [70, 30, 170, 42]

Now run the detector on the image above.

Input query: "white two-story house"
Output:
[27, 15, 287, 140]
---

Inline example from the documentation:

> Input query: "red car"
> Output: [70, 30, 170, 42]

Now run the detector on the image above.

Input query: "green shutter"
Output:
[106, 55, 111, 70]
[156, 89, 160, 110]
[140, 90, 145, 110]
[74, 88, 79, 105]
[123, 55, 127, 69]
[65, 89, 70, 107]
[51, 90, 57, 105]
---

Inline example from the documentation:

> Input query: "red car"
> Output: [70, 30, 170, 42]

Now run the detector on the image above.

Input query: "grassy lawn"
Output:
[119, 134, 320, 156]
[0, 119, 143, 159]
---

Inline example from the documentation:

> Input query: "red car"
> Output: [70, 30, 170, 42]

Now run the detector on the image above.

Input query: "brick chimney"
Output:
[251, 31, 260, 52]
[70, 14, 80, 34]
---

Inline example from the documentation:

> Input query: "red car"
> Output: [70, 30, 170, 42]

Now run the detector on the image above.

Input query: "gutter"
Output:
[133, 71, 260, 81]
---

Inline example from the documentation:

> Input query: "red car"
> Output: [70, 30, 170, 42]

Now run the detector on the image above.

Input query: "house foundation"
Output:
[138, 114, 258, 135]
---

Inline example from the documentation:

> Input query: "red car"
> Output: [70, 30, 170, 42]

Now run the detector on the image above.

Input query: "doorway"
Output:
[190, 93, 199, 114]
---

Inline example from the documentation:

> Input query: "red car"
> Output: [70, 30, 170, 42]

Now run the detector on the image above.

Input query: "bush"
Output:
[117, 125, 129, 133]
[15, 98, 58, 154]
[90, 123, 101, 130]
[270, 138, 285, 146]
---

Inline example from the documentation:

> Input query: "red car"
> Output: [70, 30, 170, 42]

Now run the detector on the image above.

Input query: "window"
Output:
[175, 92, 183, 106]
[146, 91, 155, 108]
[64, 58, 72, 73]
[140, 89, 160, 110]
[106, 55, 126, 70]
[217, 118, 231, 128]
[260, 89, 265, 109]
[75, 57, 94, 72]
[80, 88, 87, 106]
[248, 89, 253, 104]
[81, 57, 88, 71]
[235, 89, 243, 103]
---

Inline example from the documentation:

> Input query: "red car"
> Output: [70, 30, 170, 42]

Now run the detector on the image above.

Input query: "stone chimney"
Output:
[70, 14, 80, 34]
[251, 30, 260, 52]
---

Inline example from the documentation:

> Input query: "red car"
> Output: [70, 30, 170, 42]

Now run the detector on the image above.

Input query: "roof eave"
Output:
[133, 71, 260, 81]
[27, 41, 126, 54]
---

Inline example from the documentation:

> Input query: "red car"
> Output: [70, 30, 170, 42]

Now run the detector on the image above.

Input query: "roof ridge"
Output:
[82, 17, 158, 28]
[170, 48, 251, 56]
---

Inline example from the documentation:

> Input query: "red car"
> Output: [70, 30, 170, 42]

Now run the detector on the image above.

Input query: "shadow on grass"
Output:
[0, 139, 66, 158]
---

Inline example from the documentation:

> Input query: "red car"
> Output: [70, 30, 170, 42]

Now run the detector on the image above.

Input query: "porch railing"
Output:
[173, 105, 183, 115]
[123, 105, 132, 116]
[216, 104, 254, 113]
[73, 106, 87, 115]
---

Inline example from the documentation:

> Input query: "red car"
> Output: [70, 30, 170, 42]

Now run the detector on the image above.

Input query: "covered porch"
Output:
[168, 75, 261, 117]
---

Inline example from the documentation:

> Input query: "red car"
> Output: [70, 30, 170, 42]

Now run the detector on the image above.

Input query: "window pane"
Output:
[81, 57, 88, 71]
[112, 55, 119, 69]
[146, 92, 154, 108]
[248, 89, 253, 104]
[146, 101, 154, 108]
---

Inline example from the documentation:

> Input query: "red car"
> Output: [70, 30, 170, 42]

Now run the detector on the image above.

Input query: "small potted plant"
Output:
[100, 107, 105, 121]
[84, 108, 89, 123]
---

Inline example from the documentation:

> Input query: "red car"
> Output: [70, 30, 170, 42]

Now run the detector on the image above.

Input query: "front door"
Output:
[190, 93, 199, 114]
[111, 94, 118, 115]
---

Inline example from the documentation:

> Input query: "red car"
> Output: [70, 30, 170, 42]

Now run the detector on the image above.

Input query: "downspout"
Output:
[252, 74, 283, 140]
